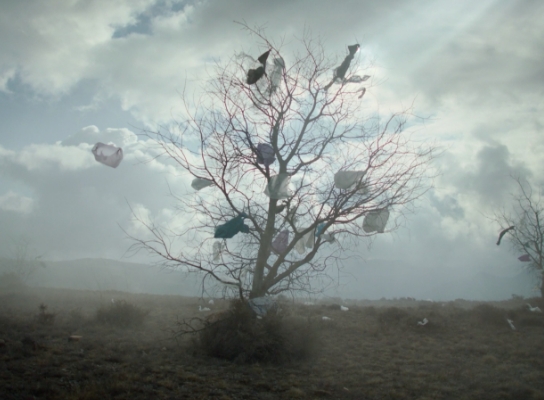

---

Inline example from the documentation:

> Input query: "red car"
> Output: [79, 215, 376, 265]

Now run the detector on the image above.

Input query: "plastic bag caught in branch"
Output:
[294, 228, 315, 254]
[255, 143, 276, 167]
[272, 229, 289, 254]
[325, 44, 360, 91]
[315, 223, 326, 237]
[264, 173, 291, 199]
[214, 213, 250, 239]
[248, 296, 278, 316]
[267, 57, 285, 94]
[518, 254, 531, 262]
[363, 209, 390, 233]
[212, 241, 225, 262]
[334, 170, 366, 189]
[92, 142, 123, 168]
[247, 50, 271, 85]
[191, 178, 214, 191]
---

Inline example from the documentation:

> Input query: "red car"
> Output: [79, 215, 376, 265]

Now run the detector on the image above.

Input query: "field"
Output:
[1, 287, 544, 399]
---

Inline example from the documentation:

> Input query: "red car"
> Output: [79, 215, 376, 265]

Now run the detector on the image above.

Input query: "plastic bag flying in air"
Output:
[214, 213, 250, 239]
[518, 254, 531, 262]
[92, 142, 123, 168]
[256, 143, 276, 167]
[264, 173, 291, 199]
[334, 170, 366, 189]
[363, 209, 390, 233]
[191, 178, 214, 191]
[272, 229, 289, 254]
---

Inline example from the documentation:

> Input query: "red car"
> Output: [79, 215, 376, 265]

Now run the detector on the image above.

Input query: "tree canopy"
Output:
[131, 25, 435, 299]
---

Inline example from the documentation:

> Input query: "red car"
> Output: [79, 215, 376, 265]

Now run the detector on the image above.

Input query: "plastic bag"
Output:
[247, 50, 271, 85]
[272, 229, 289, 254]
[264, 173, 291, 199]
[212, 241, 225, 262]
[363, 209, 390, 233]
[214, 213, 250, 239]
[248, 296, 278, 316]
[268, 57, 285, 94]
[315, 222, 326, 237]
[321, 233, 335, 243]
[191, 178, 214, 191]
[518, 254, 531, 262]
[256, 143, 276, 167]
[334, 170, 366, 189]
[295, 228, 315, 254]
[92, 142, 123, 168]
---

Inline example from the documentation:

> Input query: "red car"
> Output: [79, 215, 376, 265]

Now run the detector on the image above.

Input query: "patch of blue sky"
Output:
[0, 77, 140, 150]
[112, 0, 193, 39]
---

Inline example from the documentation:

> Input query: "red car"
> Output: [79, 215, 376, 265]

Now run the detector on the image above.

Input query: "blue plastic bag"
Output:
[214, 213, 250, 239]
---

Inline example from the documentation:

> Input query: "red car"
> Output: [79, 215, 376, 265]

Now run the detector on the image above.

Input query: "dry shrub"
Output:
[362, 306, 378, 316]
[198, 299, 317, 363]
[517, 316, 544, 328]
[0, 272, 25, 290]
[378, 307, 410, 325]
[95, 300, 148, 328]
[471, 304, 509, 327]
[37, 303, 56, 325]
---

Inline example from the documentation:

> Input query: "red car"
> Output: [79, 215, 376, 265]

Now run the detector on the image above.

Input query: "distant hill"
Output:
[19, 258, 205, 296]
[324, 259, 536, 301]
[0, 257, 537, 300]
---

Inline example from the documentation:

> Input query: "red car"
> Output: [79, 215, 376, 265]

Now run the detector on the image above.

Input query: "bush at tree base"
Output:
[198, 299, 317, 363]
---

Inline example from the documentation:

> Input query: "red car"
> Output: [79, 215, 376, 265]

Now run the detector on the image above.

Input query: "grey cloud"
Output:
[448, 143, 531, 208]
[409, 1, 544, 102]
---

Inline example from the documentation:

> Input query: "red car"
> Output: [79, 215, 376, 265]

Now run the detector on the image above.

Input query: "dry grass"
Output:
[1, 287, 544, 399]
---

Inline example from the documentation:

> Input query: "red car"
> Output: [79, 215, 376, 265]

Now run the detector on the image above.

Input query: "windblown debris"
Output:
[334, 170, 366, 189]
[264, 173, 291, 199]
[214, 214, 250, 239]
[417, 318, 429, 326]
[272, 229, 289, 254]
[496, 226, 515, 245]
[248, 296, 278, 317]
[191, 178, 214, 191]
[363, 209, 390, 233]
[247, 50, 271, 85]
[324, 44, 360, 91]
[92, 142, 123, 168]
[255, 143, 276, 167]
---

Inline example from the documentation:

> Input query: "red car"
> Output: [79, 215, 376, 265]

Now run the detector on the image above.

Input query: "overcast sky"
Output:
[1, 0, 542, 294]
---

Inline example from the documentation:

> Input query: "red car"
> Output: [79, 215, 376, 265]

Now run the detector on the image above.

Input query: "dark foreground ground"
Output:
[1, 287, 544, 400]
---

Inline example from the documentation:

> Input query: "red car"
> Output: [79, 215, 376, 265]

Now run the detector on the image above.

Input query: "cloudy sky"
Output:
[0, 0, 542, 295]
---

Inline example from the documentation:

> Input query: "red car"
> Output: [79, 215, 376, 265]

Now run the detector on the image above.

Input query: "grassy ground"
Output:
[1, 287, 544, 399]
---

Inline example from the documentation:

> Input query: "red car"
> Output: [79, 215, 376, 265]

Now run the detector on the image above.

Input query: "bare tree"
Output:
[494, 176, 544, 297]
[130, 25, 435, 300]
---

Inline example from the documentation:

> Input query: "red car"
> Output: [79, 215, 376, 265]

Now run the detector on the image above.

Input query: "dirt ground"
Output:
[1, 287, 544, 400]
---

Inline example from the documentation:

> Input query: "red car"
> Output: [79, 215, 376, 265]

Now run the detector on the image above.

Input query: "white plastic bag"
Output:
[264, 173, 291, 199]
[294, 228, 315, 254]
[92, 142, 123, 168]
[191, 178, 214, 191]
[268, 57, 285, 94]
[212, 241, 225, 262]
[334, 170, 366, 189]
[363, 209, 390, 233]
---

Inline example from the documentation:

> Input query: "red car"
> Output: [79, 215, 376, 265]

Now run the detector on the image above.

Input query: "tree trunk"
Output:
[541, 274, 544, 298]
